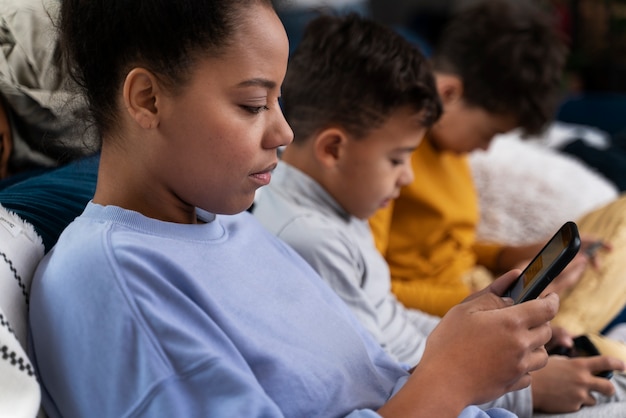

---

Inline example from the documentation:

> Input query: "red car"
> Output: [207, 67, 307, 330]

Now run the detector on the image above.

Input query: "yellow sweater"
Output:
[369, 138, 502, 316]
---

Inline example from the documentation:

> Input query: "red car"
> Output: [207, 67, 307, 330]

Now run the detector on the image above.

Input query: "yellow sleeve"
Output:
[391, 276, 471, 317]
[472, 242, 504, 271]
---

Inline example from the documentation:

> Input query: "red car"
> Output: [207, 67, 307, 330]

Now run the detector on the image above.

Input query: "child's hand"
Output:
[531, 355, 625, 413]
[545, 325, 574, 353]
[580, 236, 611, 270]
[541, 254, 588, 298]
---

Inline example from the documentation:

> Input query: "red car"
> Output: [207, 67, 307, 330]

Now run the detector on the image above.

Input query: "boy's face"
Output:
[429, 98, 517, 154]
[331, 107, 426, 220]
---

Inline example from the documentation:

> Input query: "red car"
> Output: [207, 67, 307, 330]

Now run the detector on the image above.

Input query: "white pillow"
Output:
[0, 204, 44, 348]
[470, 134, 618, 246]
[0, 204, 43, 417]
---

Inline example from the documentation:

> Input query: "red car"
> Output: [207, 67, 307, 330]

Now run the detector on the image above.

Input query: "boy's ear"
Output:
[313, 128, 348, 167]
[123, 68, 161, 129]
[436, 73, 464, 106]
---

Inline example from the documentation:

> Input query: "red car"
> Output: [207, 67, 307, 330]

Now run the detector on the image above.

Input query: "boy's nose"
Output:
[398, 164, 414, 187]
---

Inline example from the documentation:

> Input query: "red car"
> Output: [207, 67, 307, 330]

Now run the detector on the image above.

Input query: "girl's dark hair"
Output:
[432, 0, 568, 135]
[282, 13, 442, 143]
[58, 0, 272, 138]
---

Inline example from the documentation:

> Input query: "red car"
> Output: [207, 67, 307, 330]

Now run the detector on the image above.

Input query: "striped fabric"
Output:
[0, 204, 42, 417]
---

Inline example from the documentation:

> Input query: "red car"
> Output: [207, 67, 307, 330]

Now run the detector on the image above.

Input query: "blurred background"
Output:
[273, 0, 626, 139]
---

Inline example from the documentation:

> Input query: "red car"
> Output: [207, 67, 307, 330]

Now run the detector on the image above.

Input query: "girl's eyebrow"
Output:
[237, 78, 276, 89]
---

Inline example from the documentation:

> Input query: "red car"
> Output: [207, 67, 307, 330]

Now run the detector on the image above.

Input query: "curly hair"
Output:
[432, 0, 568, 135]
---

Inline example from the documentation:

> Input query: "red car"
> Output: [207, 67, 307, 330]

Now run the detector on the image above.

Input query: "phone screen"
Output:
[504, 222, 580, 303]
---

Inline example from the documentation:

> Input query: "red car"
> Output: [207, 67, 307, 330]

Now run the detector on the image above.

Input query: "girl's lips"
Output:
[250, 170, 272, 186]
[250, 162, 277, 186]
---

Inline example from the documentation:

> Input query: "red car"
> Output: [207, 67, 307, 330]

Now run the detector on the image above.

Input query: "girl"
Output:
[28, 1, 557, 417]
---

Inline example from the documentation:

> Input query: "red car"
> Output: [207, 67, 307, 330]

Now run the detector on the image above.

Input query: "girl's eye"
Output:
[390, 159, 403, 166]
[242, 105, 270, 114]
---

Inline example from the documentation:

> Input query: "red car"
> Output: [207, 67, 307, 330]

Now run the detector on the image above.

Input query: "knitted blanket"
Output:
[0, 204, 43, 417]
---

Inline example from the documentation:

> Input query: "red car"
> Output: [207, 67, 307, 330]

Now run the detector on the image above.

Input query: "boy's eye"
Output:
[241, 105, 270, 114]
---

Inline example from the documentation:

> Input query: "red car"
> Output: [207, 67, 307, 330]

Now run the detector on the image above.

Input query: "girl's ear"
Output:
[123, 68, 161, 129]
[313, 127, 348, 168]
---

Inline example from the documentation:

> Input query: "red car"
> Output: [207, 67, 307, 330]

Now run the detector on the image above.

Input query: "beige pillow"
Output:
[552, 195, 626, 336]
[587, 333, 626, 363]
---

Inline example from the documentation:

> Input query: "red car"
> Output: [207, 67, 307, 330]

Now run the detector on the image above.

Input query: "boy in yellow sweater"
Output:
[369, 0, 626, 340]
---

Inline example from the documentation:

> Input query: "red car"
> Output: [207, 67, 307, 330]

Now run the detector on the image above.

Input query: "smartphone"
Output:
[548, 336, 614, 379]
[503, 221, 581, 304]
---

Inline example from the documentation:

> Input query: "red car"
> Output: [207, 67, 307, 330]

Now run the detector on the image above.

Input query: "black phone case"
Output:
[504, 221, 581, 304]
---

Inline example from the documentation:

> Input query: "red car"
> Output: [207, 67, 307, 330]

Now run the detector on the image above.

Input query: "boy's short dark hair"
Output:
[282, 13, 442, 143]
[432, 0, 568, 135]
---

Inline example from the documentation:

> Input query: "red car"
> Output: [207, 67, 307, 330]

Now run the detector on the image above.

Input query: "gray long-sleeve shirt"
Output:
[254, 162, 440, 366]
[252, 162, 531, 417]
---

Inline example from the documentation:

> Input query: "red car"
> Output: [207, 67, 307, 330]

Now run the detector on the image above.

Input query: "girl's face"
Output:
[152, 4, 293, 218]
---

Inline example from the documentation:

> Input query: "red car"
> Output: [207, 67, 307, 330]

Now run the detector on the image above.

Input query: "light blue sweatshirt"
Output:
[29, 202, 515, 418]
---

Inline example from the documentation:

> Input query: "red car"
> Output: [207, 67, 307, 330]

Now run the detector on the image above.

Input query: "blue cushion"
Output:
[0, 154, 99, 252]
[557, 93, 626, 137]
